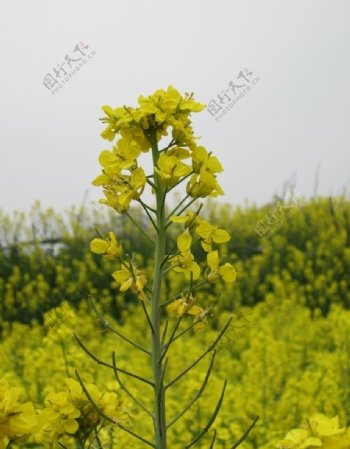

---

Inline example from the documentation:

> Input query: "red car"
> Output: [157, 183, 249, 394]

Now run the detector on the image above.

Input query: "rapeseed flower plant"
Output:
[85, 86, 250, 449]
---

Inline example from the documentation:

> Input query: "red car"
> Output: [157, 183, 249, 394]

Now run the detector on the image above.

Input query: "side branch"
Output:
[167, 350, 217, 429]
[166, 318, 232, 389]
[209, 430, 217, 449]
[184, 379, 227, 449]
[159, 316, 182, 363]
[230, 416, 259, 449]
[88, 296, 151, 356]
[74, 334, 154, 386]
[112, 352, 155, 420]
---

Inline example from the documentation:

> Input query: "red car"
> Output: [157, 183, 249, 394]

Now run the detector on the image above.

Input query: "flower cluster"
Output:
[166, 293, 208, 331]
[90, 231, 148, 300]
[166, 213, 236, 329]
[169, 213, 237, 284]
[90, 231, 122, 259]
[0, 378, 38, 449]
[277, 414, 350, 449]
[112, 261, 148, 301]
[93, 86, 223, 216]
[170, 231, 201, 281]
[38, 378, 128, 444]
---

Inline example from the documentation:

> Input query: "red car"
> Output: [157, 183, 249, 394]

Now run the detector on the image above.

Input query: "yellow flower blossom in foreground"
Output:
[277, 429, 322, 449]
[191, 145, 223, 175]
[187, 170, 224, 198]
[170, 211, 200, 229]
[154, 153, 192, 188]
[166, 294, 208, 331]
[166, 294, 203, 318]
[171, 231, 200, 280]
[0, 378, 38, 444]
[170, 213, 231, 252]
[308, 414, 346, 438]
[90, 231, 122, 260]
[277, 414, 350, 449]
[95, 86, 207, 215]
[39, 378, 128, 444]
[43, 391, 80, 437]
[207, 250, 237, 283]
[112, 263, 147, 300]
[98, 167, 146, 213]
[195, 218, 231, 252]
[100, 85, 205, 143]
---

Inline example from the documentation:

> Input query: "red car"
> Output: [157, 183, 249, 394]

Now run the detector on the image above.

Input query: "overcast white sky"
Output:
[1, 0, 349, 214]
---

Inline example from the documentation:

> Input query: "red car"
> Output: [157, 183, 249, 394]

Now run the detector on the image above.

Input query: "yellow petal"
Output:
[207, 251, 219, 270]
[219, 263, 237, 283]
[171, 215, 188, 223]
[112, 269, 129, 284]
[166, 299, 182, 314]
[92, 174, 110, 186]
[187, 304, 203, 316]
[177, 231, 192, 253]
[212, 229, 231, 244]
[90, 238, 109, 254]
[99, 150, 117, 168]
[64, 418, 79, 434]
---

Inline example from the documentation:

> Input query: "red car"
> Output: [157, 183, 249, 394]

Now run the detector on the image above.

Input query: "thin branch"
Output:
[145, 285, 154, 295]
[139, 199, 157, 214]
[146, 178, 156, 189]
[184, 379, 227, 449]
[161, 320, 169, 346]
[159, 315, 182, 363]
[125, 211, 154, 246]
[167, 171, 194, 193]
[160, 187, 168, 215]
[167, 350, 216, 429]
[87, 296, 150, 356]
[165, 197, 198, 229]
[160, 138, 177, 153]
[91, 430, 103, 449]
[112, 352, 154, 420]
[173, 197, 198, 221]
[209, 430, 217, 449]
[75, 371, 155, 448]
[141, 301, 155, 334]
[58, 443, 69, 449]
[161, 239, 178, 267]
[230, 416, 259, 449]
[138, 200, 159, 231]
[74, 334, 154, 386]
[166, 318, 232, 389]
[166, 194, 190, 221]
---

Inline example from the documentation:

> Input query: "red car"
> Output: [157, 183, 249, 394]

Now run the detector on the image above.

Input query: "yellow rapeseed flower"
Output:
[207, 250, 237, 283]
[195, 218, 231, 252]
[154, 153, 192, 188]
[90, 231, 122, 260]
[112, 263, 147, 301]
[171, 231, 200, 280]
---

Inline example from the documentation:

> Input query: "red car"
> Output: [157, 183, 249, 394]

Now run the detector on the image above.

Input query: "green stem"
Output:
[150, 129, 168, 449]
[75, 439, 84, 449]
